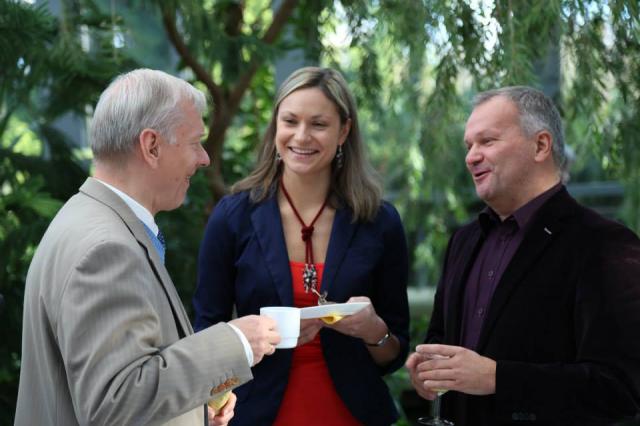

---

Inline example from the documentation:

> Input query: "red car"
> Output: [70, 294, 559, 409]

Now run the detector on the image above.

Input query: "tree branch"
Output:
[228, 0, 299, 106]
[161, 7, 224, 115]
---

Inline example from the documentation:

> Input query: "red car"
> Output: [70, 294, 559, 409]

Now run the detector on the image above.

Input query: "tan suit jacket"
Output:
[15, 178, 252, 425]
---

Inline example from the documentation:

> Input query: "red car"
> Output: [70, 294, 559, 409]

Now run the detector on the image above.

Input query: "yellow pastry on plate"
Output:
[321, 314, 344, 324]
[208, 390, 232, 411]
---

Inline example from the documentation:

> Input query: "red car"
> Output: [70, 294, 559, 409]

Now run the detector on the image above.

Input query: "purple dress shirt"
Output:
[460, 183, 563, 349]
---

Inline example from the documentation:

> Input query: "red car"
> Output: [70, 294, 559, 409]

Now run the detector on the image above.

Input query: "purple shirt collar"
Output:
[479, 182, 564, 234]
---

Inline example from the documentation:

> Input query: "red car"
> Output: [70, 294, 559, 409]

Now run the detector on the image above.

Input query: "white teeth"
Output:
[290, 147, 316, 154]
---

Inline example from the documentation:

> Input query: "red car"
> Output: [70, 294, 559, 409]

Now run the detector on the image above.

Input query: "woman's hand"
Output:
[323, 296, 386, 343]
[207, 392, 237, 425]
[297, 318, 324, 346]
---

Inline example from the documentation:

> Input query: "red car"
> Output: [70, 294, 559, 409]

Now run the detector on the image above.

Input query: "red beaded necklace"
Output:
[280, 178, 329, 301]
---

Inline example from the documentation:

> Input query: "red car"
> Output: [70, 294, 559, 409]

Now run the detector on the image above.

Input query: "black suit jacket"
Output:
[426, 188, 640, 425]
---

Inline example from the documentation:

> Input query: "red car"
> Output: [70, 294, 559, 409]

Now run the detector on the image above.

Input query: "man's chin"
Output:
[475, 187, 493, 204]
[160, 197, 187, 213]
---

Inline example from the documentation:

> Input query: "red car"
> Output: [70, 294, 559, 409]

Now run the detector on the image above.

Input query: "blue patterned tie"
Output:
[142, 223, 165, 264]
[157, 229, 166, 252]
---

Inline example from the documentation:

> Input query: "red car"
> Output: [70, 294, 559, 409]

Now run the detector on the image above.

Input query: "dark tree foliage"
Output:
[0, 1, 138, 421]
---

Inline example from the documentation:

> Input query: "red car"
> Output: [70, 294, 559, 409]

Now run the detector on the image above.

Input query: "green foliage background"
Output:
[2, 0, 640, 424]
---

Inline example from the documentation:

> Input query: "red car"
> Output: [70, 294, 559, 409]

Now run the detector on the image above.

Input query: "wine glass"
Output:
[416, 354, 453, 426]
[417, 389, 452, 425]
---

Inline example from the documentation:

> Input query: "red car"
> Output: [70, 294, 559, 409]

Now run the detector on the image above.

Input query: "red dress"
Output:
[273, 262, 362, 426]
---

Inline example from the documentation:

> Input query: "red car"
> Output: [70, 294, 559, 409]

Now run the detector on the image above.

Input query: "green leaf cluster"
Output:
[0, 1, 139, 421]
[320, 0, 640, 287]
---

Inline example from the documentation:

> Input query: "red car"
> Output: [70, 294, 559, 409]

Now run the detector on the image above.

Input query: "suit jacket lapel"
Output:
[251, 194, 294, 305]
[322, 207, 358, 301]
[79, 178, 193, 337]
[446, 225, 484, 345]
[476, 189, 576, 351]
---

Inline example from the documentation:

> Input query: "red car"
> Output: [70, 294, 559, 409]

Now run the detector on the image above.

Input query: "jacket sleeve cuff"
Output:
[227, 322, 253, 367]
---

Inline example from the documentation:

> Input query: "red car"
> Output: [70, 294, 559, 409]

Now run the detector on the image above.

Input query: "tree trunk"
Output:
[205, 107, 231, 206]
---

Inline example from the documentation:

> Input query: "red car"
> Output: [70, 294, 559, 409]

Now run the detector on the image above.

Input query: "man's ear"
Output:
[139, 128, 161, 168]
[534, 130, 553, 163]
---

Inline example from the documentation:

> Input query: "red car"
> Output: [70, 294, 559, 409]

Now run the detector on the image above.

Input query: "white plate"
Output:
[299, 302, 370, 320]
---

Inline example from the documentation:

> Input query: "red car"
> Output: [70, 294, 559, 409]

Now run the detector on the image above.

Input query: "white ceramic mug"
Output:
[259, 306, 300, 349]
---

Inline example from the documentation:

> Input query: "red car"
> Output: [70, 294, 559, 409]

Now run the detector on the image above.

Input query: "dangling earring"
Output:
[275, 151, 282, 163]
[335, 144, 344, 169]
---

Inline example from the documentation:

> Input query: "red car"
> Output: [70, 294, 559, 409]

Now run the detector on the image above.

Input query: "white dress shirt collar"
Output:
[94, 179, 158, 235]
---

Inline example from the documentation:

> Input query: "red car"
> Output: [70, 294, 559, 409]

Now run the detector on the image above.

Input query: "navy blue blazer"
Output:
[426, 188, 640, 425]
[194, 191, 410, 426]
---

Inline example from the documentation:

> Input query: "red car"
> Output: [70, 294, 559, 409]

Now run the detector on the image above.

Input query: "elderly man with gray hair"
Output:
[407, 86, 640, 425]
[15, 69, 281, 426]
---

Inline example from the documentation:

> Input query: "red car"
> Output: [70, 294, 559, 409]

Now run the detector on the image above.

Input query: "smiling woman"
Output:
[275, 86, 350, 180]
[230, 67, 382, 222]
[193, 67, 411, 426]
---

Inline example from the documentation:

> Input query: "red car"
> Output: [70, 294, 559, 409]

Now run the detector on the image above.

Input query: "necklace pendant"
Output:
[302, 263, 318, 293]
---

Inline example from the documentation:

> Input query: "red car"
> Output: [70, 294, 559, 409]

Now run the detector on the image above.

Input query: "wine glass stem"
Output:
[433, 394, 442, 420]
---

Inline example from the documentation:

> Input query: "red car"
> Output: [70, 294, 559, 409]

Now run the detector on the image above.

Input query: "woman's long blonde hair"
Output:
[232, 67, 382, 222]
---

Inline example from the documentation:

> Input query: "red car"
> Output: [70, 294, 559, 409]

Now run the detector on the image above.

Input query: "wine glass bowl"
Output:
[416, 353, 454, 426]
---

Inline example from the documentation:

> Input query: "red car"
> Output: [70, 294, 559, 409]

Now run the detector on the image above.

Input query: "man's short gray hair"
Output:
[473, 86, 567, 176]
[90, 68, 207, 161]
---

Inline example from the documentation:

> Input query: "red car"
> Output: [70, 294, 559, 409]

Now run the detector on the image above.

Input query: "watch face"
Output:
[368, 331, 390, 347]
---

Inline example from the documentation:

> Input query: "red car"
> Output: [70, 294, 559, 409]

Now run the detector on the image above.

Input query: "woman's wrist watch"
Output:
[366, 330, 391, 347]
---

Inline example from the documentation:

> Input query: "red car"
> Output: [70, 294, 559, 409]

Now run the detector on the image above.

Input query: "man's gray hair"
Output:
[90, 68, 207, 161]
[473, 86, 568, 176]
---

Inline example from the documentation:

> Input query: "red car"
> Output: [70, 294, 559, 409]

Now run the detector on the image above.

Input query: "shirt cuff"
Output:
[227, 322, 253, 367]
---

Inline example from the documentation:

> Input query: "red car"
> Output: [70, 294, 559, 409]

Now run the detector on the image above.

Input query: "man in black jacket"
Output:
[407, 86, 640, 425]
